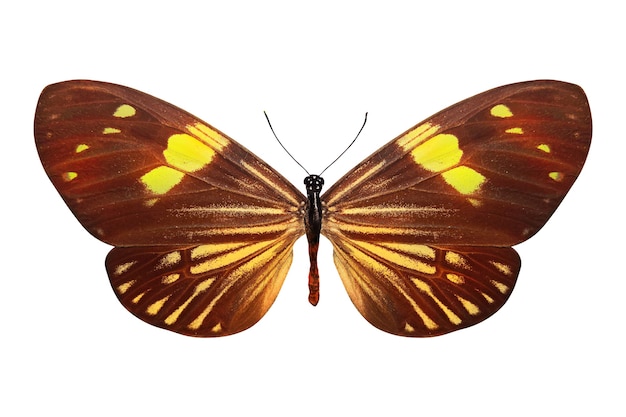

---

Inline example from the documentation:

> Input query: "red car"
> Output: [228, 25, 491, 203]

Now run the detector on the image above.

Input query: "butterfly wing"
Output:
[322, 80, 592, 336]
[35, 80, 305, 336]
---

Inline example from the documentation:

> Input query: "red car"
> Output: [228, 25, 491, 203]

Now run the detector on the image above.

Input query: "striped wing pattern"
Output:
[35, 81, 305, 336]
[35, 80, 591, 337]
[322, 81, 591, 335]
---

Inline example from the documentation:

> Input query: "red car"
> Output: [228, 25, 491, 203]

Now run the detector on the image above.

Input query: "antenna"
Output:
[264, 112, 368, 176]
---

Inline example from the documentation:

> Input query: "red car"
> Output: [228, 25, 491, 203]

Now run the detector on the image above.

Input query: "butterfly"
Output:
[34, 80, 592, 337]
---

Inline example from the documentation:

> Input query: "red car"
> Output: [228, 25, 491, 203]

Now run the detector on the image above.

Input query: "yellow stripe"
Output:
[412, 278, 462, 325]
[335, 205, 452, 217]
[396, 123, 440, 150]
[186, 242, 289, 331]
[187, 123, 228, 150]
[175, 205, 294, 216]
[164, 278, 215, 325]
[351, 241, 436, 274]
[339, 241, 439, 331]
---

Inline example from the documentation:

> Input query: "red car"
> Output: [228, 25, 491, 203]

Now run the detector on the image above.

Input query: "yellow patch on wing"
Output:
[490, 104, 513, 118]
[114, 261, 137, 276]
[549, 171, 564, 182]
[158, 251, 182, 268]
[117, 280, 136, 294]
[537, 144, 551, 153]
[456, 296, 480, 315]
[490, 280, 509, 294]
[445, 251, 470, 269]
[411, 133, 463, 172]
[62, 172, 77, 182]
[505, 127, 524, 134]
[164, 133, 216, 172]
[113, 104, 136, 118]
[491, 261, 513, 276]
[441, 166, 486, 195]
[147, 295, 171, 315]
[140, 166, 185, 195]
[75, 144, 89, 153]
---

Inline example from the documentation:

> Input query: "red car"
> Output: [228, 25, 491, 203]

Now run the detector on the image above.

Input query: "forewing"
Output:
[322, 80, 591, 336]
[35, 80, 305, 246]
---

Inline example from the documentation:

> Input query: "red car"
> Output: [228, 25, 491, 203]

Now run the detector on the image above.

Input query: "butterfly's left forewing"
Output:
[35, 81, 305, 336]
[322, 81, 591, 336]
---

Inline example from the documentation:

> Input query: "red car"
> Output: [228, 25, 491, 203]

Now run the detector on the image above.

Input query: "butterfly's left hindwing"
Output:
[322, 81, 591, 336]
[35, 81, 305, 336]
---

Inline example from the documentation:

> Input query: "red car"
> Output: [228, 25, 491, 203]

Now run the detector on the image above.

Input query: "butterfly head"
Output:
[304, 175, 324, 194]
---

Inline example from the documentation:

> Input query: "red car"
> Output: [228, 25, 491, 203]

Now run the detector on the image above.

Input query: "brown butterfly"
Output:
[34, 80, 592, 337]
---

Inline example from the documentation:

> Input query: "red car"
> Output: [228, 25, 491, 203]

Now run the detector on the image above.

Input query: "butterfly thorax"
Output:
[304, 174, 324, 306]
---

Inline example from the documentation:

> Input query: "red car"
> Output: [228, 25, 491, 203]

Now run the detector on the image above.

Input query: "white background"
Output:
[3, 1, 623, 415]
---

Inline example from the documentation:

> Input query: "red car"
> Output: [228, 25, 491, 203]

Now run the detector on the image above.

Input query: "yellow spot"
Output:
[505, 127, 524, 134]
[457, 296, 480, 315]
[164, 134, 216, 172]
[161, 274, 180, 284]
[411, 134, 462, 172]
[490, 280, 509, 294]
[491, 261, 512, 276]
[75, 144, 89, 153]
[467, 198, 482, 207]
[62, 172, 77, 182]
[490, 104, 513, 118]
[113, 104, 136, 118]
[404, 322, 415, 333]
[103, 127, 121, 134]
[114, 261, 136, 276]
[481, 292, 494, 303]
[132, 292, 145, 303]
[446, 273, 465, 284]
[144, 198, 159, 207]
[140, 166, 185, 195]
[441, 166, 486, 195]
[445, 251, 470, 268]
[211, 323, 223, 333]
[412, 278, 462, 325]
[158, 251, 181, 268]
[549, 171, 564, 182]
[537, 144, 551, 153]
[146, 295, 170, 315]
[117, 280, 136, 294]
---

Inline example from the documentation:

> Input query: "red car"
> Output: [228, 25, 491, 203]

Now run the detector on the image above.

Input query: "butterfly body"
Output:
[304, 174, 325, 306]
[35, 80, 591, 337]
